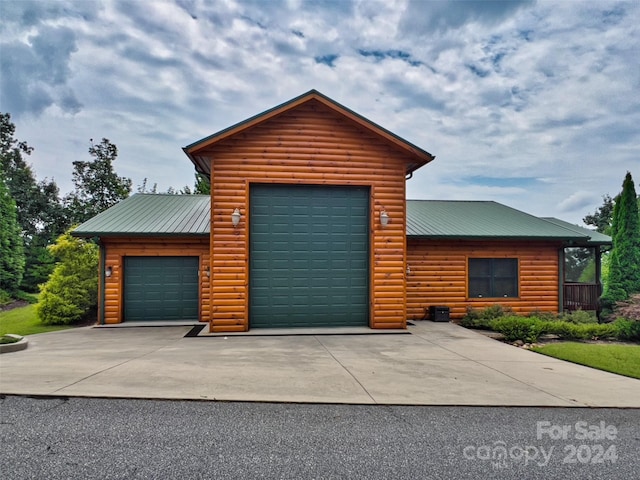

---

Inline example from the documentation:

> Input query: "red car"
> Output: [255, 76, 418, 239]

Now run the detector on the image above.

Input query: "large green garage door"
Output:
[250, 184, 369, 328]
[124, 256, 199, 321]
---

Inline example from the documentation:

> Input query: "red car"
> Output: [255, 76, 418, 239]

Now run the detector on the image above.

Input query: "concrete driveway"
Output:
[1, 321, 638, 407]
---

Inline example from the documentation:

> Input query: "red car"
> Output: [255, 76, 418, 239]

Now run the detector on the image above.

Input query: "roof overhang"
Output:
[71, 231, 209, 238]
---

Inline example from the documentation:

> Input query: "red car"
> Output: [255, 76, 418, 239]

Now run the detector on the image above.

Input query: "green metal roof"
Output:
[541, 217, 612, 246]
[406, 200, 611, 245]
[73, 195, 611, 247]
[72, 194, 210, 237]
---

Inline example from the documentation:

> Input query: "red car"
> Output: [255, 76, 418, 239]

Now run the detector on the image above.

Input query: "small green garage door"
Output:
[250, 184, 369, 328]
[124, 256, 199, 321]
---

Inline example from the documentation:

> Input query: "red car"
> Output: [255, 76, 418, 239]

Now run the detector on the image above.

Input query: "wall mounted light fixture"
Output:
[380, 209, 390, 227]
[206, 266, 211, 277]
[231, 208, 241, 227]
[105, 266, 113, 278]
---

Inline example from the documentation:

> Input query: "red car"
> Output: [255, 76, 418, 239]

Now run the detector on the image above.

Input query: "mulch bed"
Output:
[0, 300, 30, 313]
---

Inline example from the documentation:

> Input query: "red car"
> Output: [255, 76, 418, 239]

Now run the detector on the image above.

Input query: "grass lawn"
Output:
[532, 342, 640, 379]
[0, 304, 72, 336]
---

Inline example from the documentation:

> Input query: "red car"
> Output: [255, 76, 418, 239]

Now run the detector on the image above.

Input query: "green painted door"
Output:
[250, 185, 369, 328]
[124, 256, 199, 321]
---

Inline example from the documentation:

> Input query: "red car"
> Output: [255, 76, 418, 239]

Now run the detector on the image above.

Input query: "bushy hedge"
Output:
[461, 305, 638, 343]
[614, 319, 640, 341]
[491, 316, 546, 343]
[460, 305, 513, 329]
[545, 321, 618, 341]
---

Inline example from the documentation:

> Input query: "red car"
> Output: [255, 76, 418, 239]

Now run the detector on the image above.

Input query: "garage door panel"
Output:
[124, 256, 198, 321]
[250, 184, 369, 328]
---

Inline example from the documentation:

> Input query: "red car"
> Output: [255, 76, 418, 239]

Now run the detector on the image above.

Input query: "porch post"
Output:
[558, 247, 564, 314]
[595, 246, 603, 322]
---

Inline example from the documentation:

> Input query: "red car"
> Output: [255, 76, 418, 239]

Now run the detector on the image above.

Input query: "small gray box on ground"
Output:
[429, 306, 450, 322]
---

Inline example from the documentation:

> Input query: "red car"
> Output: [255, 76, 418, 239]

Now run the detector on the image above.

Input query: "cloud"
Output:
[0, 0, 638, 226]
[558, 191, 597, 214]
[0, 0, 100, 27]
[400, 0, 534, 34]
[0, 24, 82, 116]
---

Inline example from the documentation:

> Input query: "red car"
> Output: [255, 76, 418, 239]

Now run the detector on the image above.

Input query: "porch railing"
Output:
[563, 283, 601, 312]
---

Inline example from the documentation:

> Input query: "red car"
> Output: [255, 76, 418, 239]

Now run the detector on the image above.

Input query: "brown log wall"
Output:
[406, 239, 561, 320]
[203, 100, 410, 332]
[100, 237, 210, 324]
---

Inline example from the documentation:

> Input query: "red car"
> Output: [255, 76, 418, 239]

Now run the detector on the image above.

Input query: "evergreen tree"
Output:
[1, 113, 67, 291]
[0, 174, 25, 294]
[0, 113, 66, 240]
[602, 172, 640, 311]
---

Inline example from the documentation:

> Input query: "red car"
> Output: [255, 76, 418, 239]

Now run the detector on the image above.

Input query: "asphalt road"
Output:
[1, 395, 638, 479]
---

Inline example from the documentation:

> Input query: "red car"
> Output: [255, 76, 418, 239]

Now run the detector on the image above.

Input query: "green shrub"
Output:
[462, 305, 512, 328]
[544, 321, 572, 338]
[0, 334, 20, 344]
[14, 291, 38, 304]
[614, 319, 640, 342]
[543, 321, 616, 340]
[574, 323, 617, 340]
[36, 231, 98, 325]
[490, 316, 546, 343]
[479, 305, 512, 319]
[0, 288, 11, 306]
[526, 309, 558, 321]
[559, 310, 598, 324]
[459, 315, 494, 330]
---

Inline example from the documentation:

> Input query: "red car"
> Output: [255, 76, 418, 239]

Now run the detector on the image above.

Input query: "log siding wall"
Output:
[407, 239, 561, 320]
[203, 100, 410, 332]
[100, 238, 210, 324]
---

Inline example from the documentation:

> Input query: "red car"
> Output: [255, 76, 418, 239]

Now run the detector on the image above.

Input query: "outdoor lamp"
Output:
[380, 209, 390, 227]
[105, 266, 113, 278]
[231, 208, 241, 227]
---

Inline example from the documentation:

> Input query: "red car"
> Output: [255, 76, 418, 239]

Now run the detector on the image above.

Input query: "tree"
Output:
[601, 172, 640, 311]
[1, 113, 67, 291]
[193, 173, 211, 194]
[137, 178, 158, 194]
[36, 230, 99, 325]
[0, 113, 66, 240]
[64, 138, 132, 224]
[584, 194, 615, 234]
[151, 173, 210, 195]
[0, 174, 25, 294]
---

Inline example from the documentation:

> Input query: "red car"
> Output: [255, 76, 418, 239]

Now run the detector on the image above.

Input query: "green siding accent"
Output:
[250, 185, 369, 328]
[124, 257, 199, 321]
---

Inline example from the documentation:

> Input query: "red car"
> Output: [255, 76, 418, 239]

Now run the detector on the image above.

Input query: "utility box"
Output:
[429, 306, 450, 322]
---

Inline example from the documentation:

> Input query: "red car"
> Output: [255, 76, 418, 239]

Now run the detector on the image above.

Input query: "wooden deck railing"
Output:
[563, 283, 601, 311]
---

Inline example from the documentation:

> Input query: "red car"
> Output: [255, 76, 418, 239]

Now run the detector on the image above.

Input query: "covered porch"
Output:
[558, 231, 611, 316]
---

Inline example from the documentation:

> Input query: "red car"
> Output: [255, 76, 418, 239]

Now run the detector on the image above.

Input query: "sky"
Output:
[1, 0, 638, 226]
